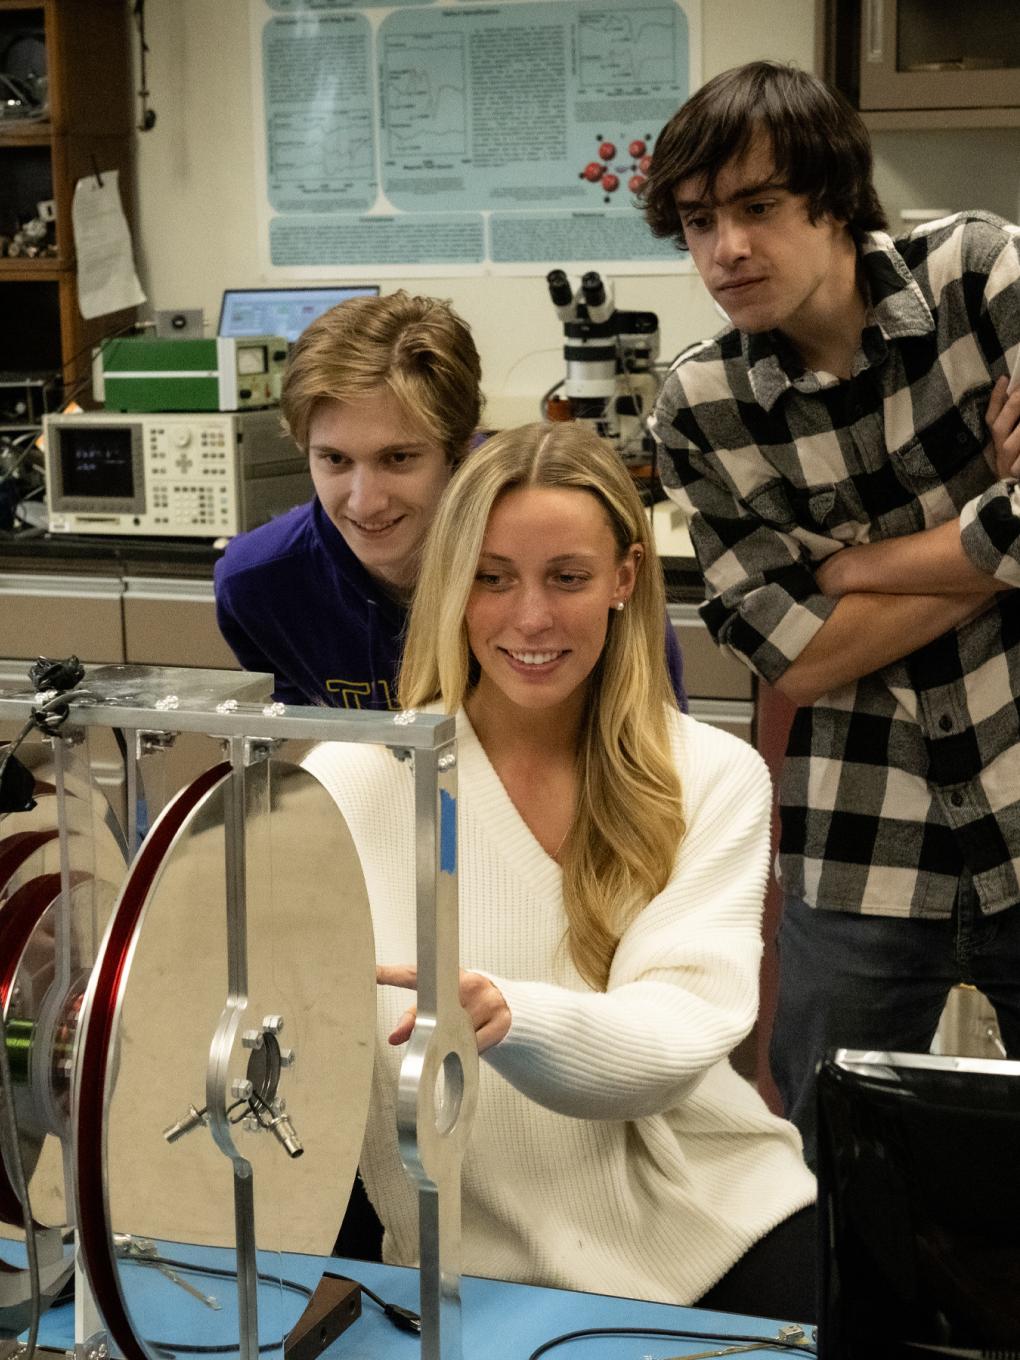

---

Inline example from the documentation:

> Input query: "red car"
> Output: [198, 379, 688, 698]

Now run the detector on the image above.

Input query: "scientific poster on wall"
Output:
[250, 0, 700, 276]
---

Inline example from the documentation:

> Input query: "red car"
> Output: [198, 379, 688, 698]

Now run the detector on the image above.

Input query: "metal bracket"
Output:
[242, 737, 279, 767]
[135, 730, 176, 758]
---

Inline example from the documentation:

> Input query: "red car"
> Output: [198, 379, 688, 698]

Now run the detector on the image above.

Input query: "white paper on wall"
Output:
[72, 170, 147, 319]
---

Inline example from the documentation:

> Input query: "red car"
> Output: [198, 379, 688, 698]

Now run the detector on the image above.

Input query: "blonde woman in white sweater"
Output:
[305, 421, 816, 1320]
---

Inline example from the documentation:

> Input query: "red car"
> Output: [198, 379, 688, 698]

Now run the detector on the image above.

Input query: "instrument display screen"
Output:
[59, 426, 136, 500]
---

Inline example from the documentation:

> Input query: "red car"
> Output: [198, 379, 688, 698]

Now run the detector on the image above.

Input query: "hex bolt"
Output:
[241, 1029, 264, 1050]
[231, 1078, 253, 1101]
[262, 1015, 284, 1035]
[278, 1048, 295, 1068]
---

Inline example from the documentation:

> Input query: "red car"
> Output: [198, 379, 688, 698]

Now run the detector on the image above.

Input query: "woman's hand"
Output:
[376, 964, 511, 1053]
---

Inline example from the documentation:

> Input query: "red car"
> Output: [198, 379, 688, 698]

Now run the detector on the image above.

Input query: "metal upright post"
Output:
[396, 731, 478, 1360]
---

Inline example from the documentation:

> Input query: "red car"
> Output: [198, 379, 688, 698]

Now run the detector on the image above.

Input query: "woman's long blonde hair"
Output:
[400, 422, 685, 991]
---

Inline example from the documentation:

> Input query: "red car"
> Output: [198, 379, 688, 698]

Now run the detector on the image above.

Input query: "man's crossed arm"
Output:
[775, 377, 1020, 706]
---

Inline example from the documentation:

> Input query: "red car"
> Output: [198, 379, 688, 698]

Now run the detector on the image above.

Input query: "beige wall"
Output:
[131, 1, 1019, 429]
[872, 128, 1020, 234]
[131, 0, 815, 427]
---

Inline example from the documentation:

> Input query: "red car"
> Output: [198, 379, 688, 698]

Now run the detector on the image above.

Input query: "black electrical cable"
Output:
[0, 690, 86, 813]
[0, 431, 42, 487]
[0, 659, 89, 816]
[57, 317, 147, 396]
[123, 1254, 421, 1350]
[124, 1256, 311, 1356]
[133, 0, 156, 131]
[526, 1324, 816, 1360]
[350, 1279, 421, 1335]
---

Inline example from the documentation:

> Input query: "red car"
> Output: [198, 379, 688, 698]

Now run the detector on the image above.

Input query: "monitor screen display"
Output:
[59, 426, 136, 500]
[817, 1050, 1020, 1360]
[217, 286, 380, 344]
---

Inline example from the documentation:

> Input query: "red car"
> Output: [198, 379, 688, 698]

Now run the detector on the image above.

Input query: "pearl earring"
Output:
[613, 601, 625, 612]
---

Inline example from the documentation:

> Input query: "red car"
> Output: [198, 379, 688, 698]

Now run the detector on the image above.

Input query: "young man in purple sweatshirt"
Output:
[215, 291, 686, 710]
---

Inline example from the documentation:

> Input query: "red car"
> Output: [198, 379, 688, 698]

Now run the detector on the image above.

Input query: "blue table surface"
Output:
[23, 1248, 811, 1360]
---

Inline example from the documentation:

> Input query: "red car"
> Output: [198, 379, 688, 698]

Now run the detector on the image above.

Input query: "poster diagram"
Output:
[578, 8, 680, 93]
[384, 32, 468, 160]
[269, 108, 374, 185]
[254, 0, 699, 273]
[263, 12, 377, 212]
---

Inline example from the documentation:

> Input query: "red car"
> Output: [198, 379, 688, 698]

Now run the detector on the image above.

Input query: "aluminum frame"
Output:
[0, 664, 476, 1360]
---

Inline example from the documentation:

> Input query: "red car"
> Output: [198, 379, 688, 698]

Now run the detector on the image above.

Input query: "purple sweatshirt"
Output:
[214, 497, 686, 710]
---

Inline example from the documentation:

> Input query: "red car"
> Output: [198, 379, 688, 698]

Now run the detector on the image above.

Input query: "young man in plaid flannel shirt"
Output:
[644, 61, 1020, 1165]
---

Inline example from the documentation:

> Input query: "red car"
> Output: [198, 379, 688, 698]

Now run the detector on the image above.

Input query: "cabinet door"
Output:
[668, 602, 753, 702]
[122, 577, 240, 670]
[0, 570, 124, 662]
[860, 0, 1020, 110]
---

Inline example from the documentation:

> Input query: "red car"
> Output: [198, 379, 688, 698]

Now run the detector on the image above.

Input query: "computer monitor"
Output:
[817, 1049, 1020, 1360]
[217, 285, 380, 345]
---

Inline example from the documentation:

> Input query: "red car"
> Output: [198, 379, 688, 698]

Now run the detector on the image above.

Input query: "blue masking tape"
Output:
[440, 789, 456, 875]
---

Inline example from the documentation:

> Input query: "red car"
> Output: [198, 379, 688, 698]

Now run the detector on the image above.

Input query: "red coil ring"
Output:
[75, 763, 229, 1360]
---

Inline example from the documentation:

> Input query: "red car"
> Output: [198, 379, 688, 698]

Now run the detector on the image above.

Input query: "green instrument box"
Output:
[101, 336, 288, 412]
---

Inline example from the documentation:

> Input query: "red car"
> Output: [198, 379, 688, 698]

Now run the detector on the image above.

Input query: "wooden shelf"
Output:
[0, 122, 51, 145]
[0, 257, 66, 279]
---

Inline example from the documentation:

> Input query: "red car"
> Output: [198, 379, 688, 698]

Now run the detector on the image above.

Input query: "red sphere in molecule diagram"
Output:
[628, 174, 646, 193]
[629, 139, 647, 158]
[601, 172, 619, 193]
[598, 141, 617, 161]
[639, 154, 652, 174]
[583, 161, 603, 182]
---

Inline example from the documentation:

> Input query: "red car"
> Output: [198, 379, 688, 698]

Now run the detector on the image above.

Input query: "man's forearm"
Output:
[815, 518, 1009, 597]
[775, 589, 992, 707]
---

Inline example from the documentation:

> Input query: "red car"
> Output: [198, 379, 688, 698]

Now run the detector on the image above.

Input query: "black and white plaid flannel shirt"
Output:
[651, 212, 1020, 919]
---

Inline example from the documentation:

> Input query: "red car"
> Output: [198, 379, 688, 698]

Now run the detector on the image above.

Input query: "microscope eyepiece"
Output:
[546, 269, 572, 307]
[580, 271, 605, 308]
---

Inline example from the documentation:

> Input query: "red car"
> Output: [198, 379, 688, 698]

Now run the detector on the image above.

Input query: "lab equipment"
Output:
[44, 408, 309, 538]
[217, 285, 380, 346]
[545, 268, 660, 460]
[0, 661, 473, 1360]
[99, 335, 288, 413]
[818, 1048, 1020, 1359]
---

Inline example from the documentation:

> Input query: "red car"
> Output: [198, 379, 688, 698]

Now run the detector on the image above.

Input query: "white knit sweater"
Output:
[305, 708, 815, 1304]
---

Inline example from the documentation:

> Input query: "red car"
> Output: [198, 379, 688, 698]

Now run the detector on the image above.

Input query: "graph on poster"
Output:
[270, 108, 373, 183]
[579, 6, 680, 92]
[384, 34, 468, 159]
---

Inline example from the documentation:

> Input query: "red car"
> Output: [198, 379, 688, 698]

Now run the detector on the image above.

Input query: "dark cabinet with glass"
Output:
[817, 0, 1020, 128]
[0, 0, 136, 426]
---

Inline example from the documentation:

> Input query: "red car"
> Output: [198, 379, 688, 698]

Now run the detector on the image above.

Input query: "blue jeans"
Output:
[770, 876, 1020, 1168]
